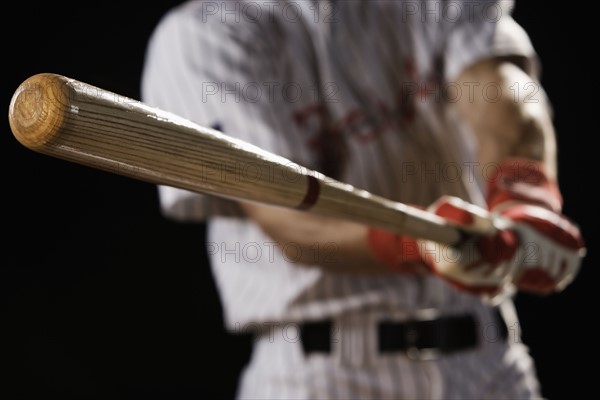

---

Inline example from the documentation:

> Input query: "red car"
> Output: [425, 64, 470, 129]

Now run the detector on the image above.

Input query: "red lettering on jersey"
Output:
[293, 104, 327, 149]
[292, 55, 446, 148]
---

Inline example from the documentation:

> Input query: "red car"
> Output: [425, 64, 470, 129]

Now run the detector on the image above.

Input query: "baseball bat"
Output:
[8, 73, 493, 245]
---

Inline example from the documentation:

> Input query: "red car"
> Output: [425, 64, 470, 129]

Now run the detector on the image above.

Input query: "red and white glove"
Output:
[486, 158, 585, 294]
[418, 196, 520, 297]
[420, 158, 585, 297]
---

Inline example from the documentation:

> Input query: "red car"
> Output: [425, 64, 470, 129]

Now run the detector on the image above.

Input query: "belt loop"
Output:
[405, 308, 442, 361]
[332, 316, 343, 367]
[335, 312, 378, 368]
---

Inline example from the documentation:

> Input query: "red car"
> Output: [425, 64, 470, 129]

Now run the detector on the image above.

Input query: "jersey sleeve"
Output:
[443, 0, 540, 83]
[140, 3, 304, 222]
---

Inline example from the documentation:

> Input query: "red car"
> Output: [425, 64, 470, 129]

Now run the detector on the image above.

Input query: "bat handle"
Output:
[432, 195, 499, 247]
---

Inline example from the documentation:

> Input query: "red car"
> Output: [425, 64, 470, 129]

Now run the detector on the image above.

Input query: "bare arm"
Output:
[455, 58, 557, 182]
[240, 203, 391, 274]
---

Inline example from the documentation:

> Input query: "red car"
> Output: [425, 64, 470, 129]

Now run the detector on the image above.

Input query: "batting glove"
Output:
[485, 158, 586, 294]
[420, 158, 585, 297]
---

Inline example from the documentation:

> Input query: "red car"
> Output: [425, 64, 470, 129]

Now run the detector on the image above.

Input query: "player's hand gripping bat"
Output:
[9, 73, 495, 245]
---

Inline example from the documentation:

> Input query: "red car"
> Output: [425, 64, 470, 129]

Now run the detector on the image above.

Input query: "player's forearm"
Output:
[455, 58, 557, 180]
[240, 202, 392, 275]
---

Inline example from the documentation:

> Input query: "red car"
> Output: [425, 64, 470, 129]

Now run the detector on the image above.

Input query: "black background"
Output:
[2, 2, 595, 399]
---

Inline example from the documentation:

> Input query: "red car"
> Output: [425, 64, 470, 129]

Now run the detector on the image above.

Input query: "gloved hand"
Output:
[420, 158, 585, 297]
[485, 158, 586, 294]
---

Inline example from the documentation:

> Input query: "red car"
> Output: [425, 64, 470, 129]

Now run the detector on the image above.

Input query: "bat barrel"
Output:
[8, 73, 313, 209]
[8, 73, 471, 246]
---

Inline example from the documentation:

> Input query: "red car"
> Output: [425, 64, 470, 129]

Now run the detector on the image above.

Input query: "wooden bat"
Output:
[8, 73, 493, 245]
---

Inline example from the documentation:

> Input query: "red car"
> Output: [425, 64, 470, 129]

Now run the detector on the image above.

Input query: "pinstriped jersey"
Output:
[141, 0, 539, 328]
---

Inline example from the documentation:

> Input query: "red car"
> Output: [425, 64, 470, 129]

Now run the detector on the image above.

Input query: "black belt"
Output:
[300, 308, 507, 359]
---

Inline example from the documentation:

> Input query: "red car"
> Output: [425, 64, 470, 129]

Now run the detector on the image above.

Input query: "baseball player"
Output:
[141, 1, 585, 398]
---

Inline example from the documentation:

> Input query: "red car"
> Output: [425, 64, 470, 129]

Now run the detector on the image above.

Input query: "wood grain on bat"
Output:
[9, 73, 469, 245]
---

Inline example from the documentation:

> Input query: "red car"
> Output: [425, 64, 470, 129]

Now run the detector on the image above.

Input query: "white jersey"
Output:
[141, 1, 542, 398]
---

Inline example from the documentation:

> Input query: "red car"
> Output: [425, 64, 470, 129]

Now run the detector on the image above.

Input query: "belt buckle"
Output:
[405, 308, 442, 361]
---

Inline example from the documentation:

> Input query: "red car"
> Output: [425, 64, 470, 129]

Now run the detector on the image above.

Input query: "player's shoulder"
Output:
[150, 1, 214, 37]
[151, 1, 279, 47]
